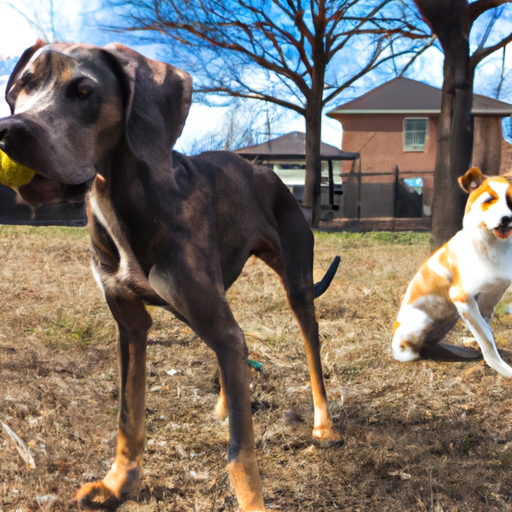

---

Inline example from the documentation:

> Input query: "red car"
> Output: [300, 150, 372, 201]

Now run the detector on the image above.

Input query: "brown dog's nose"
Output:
[0, 127, 7, 148]
[0, 116, 38, 157]
[0, 117, 14, 150]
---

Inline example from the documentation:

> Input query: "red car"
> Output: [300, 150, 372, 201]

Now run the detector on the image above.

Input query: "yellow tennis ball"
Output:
[0, 149, 36, 189]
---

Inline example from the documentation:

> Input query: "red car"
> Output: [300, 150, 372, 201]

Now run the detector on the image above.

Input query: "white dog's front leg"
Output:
[452, 294, 512, 378]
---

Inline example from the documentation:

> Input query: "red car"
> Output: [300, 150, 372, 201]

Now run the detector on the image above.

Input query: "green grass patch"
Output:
[314, 230, 430, 248]
[462, 435, 472, 456]
[43, 315, 96, 349]
[0, 225, 429, 248]
[0, 224, 89, 239]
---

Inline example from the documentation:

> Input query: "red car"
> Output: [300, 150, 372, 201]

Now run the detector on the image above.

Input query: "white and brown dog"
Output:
[392, 167, 512, 377]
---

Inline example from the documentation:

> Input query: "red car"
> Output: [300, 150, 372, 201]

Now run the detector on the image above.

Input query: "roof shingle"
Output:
[327, 77, 512, 116]
[236, 131, 358, 160]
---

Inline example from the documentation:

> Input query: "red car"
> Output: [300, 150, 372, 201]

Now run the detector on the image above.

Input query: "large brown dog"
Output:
[0, 42, 341, 511]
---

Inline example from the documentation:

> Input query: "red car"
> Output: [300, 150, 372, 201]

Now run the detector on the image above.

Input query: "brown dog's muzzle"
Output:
[16, 175, 94, 204]
[0, 116, 95, 204]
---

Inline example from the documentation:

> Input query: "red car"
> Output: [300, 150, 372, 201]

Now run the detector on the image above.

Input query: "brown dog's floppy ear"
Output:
[103, 43, 192, 163]
[6, 39, 46, 113]
[458, 167, 486, 193]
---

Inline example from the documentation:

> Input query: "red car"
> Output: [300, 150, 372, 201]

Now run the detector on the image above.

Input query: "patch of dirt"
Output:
[1, 226, 512, 511]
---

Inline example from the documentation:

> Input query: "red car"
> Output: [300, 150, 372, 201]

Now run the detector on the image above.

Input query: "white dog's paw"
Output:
[487, 359, 512, 378]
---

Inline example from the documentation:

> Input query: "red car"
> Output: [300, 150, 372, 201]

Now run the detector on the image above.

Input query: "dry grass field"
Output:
[2, 226, 512, 511]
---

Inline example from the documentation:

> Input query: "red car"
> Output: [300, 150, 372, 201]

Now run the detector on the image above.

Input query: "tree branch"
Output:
[470, 30, 512, 68]
[194, 85, 306, 116]
[469, 0, 512, 23]
[398, 35, 437, 76]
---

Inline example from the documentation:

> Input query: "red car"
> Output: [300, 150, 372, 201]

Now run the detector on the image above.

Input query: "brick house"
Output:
[327, 77, 512, 220]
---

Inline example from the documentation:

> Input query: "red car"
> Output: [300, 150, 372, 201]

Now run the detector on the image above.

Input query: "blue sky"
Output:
[0, 1, 510, 152]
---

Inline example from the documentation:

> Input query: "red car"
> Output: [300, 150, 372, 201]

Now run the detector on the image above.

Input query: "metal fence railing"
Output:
[339, 161, 434, 220]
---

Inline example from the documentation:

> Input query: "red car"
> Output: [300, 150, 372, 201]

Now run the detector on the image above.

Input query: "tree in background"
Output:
[5, 0, 59, 43]
[473, 46, 512, 101]
[107, 0, 432, 226]
[182, 100, 290, 154]
[414, 0, 512, 250]
[2, 0, 107, 50]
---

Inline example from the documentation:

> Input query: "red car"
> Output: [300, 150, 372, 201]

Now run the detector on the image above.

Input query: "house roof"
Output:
[327, 77, 512, 116]
[235, 131, 359, 160]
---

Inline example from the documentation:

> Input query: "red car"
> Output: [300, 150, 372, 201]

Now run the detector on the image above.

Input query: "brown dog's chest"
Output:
[87, 188, 165, 303]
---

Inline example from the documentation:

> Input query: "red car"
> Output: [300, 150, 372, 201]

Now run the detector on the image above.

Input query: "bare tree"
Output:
[181, 100, 290, 154]
[106, 0, 431, 226]
[414, 0, 512, 250]
[472, 45, 512, 101]
[2, 0, 105, 49]
[5, 0, 60, 42]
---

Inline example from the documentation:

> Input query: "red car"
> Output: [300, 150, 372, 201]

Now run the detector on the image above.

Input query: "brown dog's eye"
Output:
[77, 85, 92, 100]
[66, 78, 94, 100]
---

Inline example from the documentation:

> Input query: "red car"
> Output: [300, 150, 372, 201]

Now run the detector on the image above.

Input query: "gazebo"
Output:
[236, 131, 359, 215]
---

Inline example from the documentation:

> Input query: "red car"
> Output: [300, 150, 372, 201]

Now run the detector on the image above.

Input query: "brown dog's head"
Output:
[0, 42, 192, 204]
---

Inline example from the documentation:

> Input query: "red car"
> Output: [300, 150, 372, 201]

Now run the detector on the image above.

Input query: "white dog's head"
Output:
[459, 167, 512, 240]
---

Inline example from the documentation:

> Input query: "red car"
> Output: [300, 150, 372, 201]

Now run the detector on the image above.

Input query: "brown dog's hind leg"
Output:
[257, 218, 341, 445]
[76, 296, 151, 510]
[287, 286, 341, 444]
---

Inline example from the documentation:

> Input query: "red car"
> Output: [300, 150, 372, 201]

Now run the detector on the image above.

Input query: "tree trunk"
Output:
[303, 67, 326, 228]
[414, 0, 474, 251]
[303, 104, 322, 227]
[430, 47, 474, 250]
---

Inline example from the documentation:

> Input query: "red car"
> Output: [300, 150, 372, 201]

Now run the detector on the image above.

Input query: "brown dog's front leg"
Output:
[76, 296, 151, 510]
[214, 372, 229, 420]
[217, 334, 267, 512]
[149, 263, 269, 511]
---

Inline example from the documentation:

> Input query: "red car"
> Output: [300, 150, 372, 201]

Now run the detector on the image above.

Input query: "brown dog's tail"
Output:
[314, 256, 340, 298]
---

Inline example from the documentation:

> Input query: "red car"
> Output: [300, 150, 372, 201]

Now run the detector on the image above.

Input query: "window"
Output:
[404, 118, 428, 152]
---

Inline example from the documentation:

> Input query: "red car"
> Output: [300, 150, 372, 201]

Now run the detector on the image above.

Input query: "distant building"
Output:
[236, 131, 358, 219]
[327, 77, 512, 219]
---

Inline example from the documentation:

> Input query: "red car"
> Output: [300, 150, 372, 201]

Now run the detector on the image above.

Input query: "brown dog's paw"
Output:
[312, 437, 345, 449]
[75, 464, 140, 511]
[75, 481, 120, 510]
[312, 425, 344, 448]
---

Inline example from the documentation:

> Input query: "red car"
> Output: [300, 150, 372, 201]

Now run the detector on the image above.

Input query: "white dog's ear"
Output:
[458, 167, 486, 193]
